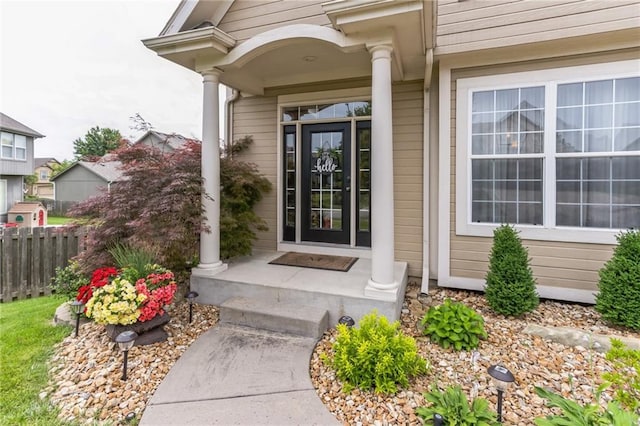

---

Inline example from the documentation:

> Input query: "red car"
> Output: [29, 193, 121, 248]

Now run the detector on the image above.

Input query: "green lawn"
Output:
[0, 296, 72, 425]
[47, 216, 74, 226]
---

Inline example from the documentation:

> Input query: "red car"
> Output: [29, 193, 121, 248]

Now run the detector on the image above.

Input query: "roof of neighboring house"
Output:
[34, 157, 60, 169]
[0, 112, 45, 138]
[135, 130, 198, 150]
[51, 160, 124, 183]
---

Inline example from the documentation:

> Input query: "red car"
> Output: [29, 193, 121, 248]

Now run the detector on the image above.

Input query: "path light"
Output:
[338, 316, 355, 327]
[433, 413, 444, 426]
[186, 291, 199, 323]
[116, 331, 138, 381]
[70, 300, 85, 337]
[487, 364, 515, 423]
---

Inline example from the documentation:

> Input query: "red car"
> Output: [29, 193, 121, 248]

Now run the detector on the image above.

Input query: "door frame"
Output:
[300, 122, 351, 244]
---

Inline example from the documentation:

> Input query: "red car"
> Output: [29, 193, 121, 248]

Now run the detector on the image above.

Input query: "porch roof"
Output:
[143, 0, 434, 95]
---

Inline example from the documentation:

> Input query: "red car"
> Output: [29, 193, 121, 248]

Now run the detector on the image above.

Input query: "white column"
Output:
[366, 44, 397, 295]
[197, 69, 227, 274]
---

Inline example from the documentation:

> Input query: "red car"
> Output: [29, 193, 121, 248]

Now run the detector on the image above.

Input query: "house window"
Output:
[40, 169, 49, 181]
[457, 60, 640, 244]
[1, 132, 27, 160]
[470, 87, 545, 225]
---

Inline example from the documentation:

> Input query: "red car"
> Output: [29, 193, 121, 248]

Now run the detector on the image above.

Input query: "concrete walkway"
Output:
[140, 324, 339, 425]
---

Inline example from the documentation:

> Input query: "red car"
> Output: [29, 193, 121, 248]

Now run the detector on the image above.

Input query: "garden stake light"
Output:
[70, 300, 85, 337]
[116, 331, 138, 381]
[186, 291, 199, 323]
[487, 364, 515, 423]
[338, 315, 355, 327]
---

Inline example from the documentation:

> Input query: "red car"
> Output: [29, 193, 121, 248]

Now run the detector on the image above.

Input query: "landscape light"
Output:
[115, 331, 138, 380]
[487, 364, 515, 422]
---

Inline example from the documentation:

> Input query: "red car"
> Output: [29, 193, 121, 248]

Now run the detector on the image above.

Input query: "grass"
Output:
[0, 296, 73, 425]
[47, 216, 73, 226]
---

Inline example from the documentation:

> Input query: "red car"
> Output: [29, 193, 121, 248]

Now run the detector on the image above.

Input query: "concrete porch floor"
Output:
[190, 250, 408, 326]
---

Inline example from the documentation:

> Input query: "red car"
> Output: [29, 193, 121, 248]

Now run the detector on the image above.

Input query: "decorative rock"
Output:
[522, 324, 640, 353]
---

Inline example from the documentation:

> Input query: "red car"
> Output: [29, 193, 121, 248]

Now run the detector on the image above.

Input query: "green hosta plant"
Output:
[416, 384, 498, 425]
[534, 386, 639, 426]
[601, 338, 640, 414]
[326, 311, 428, 394]
[595, 229, 640, 330]
[420, 299, 487, 351]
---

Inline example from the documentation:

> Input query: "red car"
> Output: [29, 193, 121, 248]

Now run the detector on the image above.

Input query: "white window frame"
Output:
[456, 59, 640, 245]
[0, 132, 27, 161]
[0, 179, 7, 215]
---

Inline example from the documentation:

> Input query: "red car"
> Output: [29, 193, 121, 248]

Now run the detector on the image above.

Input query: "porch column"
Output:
[366, 44, 397, 295]
[197, 69, 227, 274]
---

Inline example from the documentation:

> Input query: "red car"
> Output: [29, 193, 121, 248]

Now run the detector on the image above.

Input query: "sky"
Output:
[1, 0, 223, 161]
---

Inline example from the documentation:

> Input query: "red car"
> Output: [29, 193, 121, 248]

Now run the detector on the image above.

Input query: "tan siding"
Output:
[446, 53, 632, 294]
[218, 0, 331, 42]
[437, 0, 640, 54]
[233, 95, 278, 251]
[393, 82, 424, 277]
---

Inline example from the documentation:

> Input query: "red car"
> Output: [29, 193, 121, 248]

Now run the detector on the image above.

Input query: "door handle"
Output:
[345, 175, 351, 192]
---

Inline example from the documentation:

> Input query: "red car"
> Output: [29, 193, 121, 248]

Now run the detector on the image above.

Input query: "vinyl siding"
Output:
[447, 51, 636, 294]
[393, 82, 424, 277]
[436, 0, 640, 55]
[218, 0, 331, 42]
[54, 167, 108, 203]
[232, 95, 279, 251]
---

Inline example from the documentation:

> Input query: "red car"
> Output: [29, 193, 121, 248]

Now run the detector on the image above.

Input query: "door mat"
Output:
[269, 252, 358, 272]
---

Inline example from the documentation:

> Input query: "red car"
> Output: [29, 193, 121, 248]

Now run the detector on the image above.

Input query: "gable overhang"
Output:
[143, 26, 236, 71]
[160, 0, 234, 36]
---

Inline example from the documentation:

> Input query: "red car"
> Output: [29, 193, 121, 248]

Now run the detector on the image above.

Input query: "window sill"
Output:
[456, 222, 620, 245]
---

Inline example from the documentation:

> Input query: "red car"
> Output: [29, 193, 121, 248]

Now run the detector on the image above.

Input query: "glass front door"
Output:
[301, 122, 351, 244]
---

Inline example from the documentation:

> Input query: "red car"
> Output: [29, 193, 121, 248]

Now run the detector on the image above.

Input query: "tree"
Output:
[50, 159, 74, 178]
[485, 224, 539, 316]
[69, 136, 271, 278]
[73, 126, 123, 160]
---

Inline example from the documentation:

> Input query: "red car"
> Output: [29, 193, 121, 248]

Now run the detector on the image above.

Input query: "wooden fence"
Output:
[0, 226, 88, 302]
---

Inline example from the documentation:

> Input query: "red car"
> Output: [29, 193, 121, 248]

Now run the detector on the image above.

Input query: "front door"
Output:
[301, 122, 351, 244]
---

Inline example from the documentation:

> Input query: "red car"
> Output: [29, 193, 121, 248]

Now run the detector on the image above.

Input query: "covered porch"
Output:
[143, 0, 436, 323]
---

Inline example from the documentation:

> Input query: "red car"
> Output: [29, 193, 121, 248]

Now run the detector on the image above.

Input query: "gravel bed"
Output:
[311, 281, 639, 426]
[44, 302, 218, 424]
[45, 282, 637, 426]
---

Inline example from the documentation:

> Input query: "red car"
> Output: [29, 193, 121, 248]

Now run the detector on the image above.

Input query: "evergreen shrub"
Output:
[595, 229, 640, 330]
[326, 311, 428, 394]
[485, 224, 539, 316]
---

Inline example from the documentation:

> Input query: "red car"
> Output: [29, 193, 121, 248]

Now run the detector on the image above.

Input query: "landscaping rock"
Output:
[522, 324, 640, 353]
[46, 303, 218, 425]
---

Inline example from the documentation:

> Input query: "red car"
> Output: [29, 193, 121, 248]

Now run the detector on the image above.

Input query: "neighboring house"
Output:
[50, 160, 124, 211]
[0, 113, 44, 223]
[134, 130, 196, 152]
[30, 157, 60, 200]
[143, 0, 640, 304]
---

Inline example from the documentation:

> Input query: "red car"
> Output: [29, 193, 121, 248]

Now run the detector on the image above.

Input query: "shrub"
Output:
[327, 311, 428, 394]
[420, 299, 487, 351]
[595, 229, 640, 330]
[69, 136, 271, 274]
[601, 338, 640, 414]
[534, 386, 639, 426]
[49, 260, 90, 301]
[416, 384, 498, 425]
[485, 224, 539, 316]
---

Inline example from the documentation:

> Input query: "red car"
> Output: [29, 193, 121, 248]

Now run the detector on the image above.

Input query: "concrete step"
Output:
[220, 296, 329, 339]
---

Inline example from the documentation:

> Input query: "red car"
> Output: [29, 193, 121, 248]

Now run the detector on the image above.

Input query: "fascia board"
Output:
[143, 26, 236, 57]
[160, 0, 198, 36]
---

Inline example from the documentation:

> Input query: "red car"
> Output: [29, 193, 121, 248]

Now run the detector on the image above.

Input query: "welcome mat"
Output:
[269, 252, 358, 272]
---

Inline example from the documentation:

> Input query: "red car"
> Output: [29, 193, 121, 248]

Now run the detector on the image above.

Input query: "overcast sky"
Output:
[1, 0, 219, 161]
